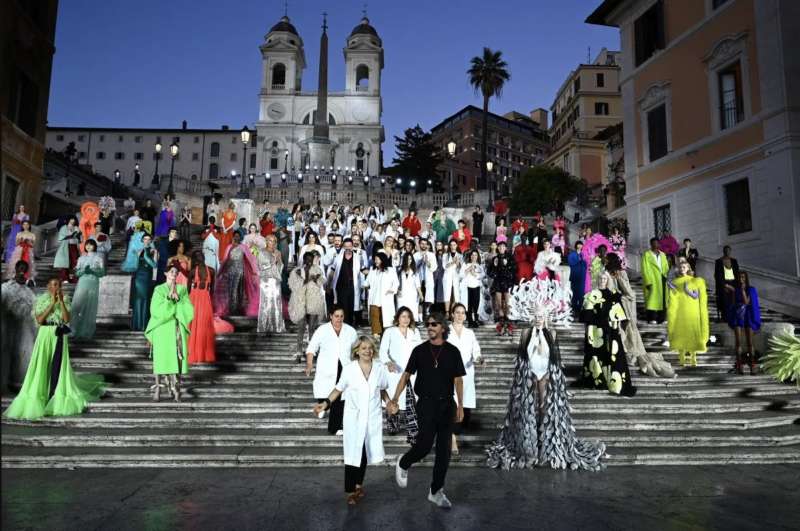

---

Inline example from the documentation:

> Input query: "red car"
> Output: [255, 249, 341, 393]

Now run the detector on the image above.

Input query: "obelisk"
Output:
[308, 13, 331, 170]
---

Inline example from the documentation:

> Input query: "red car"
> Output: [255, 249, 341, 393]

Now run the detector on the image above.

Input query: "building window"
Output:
[56, 134, 64, 141]
[230, 153, 237, 162]
[356, 64, 370, 92]
[231, 136, 237, 144]
[712, 0, 729, 8]
[270, 157, 279, 170]
[209, 163, 219, 179]
[134, 152, 143, 160]
[249, 153, 256, 169]
[595, 102, 609, 115]
[99, 135, 105, 142]
[210, 142, 220, 157]
[356, 159, 365, 171]
[78, 151, 86, 159]
[718, 61, 744, 130]
[135, 136, 142, 143]
[250, 134, 257, 148]
[647, 104, 668, 161]
[1, 176, 21, 222]
[272, 63, 286, 88]
[78, 135, 85, 142]
[96, 152, 106, 160]
[192, 152, 199, 161]
[653, 204, 671, 238]
[724, 178, 752, 235]
[118, 135, 124, 142]
[573, 76, 581, 93]
[6, 68, 39, 137]
[596, 73, 605, 87]
[500, 150, 509, 160]
[173, 136, 180, 144]
[634, 0, 665, 67]
[114, 152, 125, 160]
[562, 153, 570, 172]
[194, 136, 200, 143]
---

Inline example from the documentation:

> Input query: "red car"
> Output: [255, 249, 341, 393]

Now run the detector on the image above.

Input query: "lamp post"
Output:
[152, 141, 162, 189]
[133, 163, 141, 187]
[167, 142, 179, 196]
[238, 126, 251, 198]
[446, 140, 456, 203]
[486, 160, 495, 208]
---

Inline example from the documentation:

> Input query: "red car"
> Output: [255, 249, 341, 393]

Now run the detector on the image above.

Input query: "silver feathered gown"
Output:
[486, 327, 606, 471]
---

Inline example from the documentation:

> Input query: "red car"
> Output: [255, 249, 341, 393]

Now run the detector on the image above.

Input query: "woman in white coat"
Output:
[442, 239, 462, 313]
[413, 238, 437, 323]
[448, 302, 484, 455]
[379, 307, 422, 445]
[362, 251, 398, 338]
[305, 306, 359, 434]
[314, 336, 390, 505]
[397, 253, 423, 322]
[459, 249, 486, 328]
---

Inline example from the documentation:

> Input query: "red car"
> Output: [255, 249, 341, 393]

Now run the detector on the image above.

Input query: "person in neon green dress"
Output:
[666, 260, 709, 367]
[145, 265, 193, 402]
[3, 278, 105, 420]
[70, 239, 106, 339]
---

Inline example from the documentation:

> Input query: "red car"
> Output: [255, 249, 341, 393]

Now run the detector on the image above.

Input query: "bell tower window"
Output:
[272, 64, 286, 89]
[356, 65, 369, 92]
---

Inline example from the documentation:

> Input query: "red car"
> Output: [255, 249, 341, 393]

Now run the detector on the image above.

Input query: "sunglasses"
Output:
[425, 321, 442, 328]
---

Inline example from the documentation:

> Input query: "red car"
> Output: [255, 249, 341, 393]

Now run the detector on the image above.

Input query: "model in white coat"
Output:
[459, 250, 486, 328]
[362, 252, 398, 336]
[413, 239, 437, 321]
[314, 336, 390, 505]
[397, 253, 423, 322]
[448, 303, 485, 455]
[379, 307, 422, 444]
[442, 240, 463, 313]
[305, 306, 359, 434]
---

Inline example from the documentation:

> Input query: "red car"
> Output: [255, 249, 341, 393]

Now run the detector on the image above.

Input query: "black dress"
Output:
[488, 252, 516, 294]
[578, 288, 637, 396]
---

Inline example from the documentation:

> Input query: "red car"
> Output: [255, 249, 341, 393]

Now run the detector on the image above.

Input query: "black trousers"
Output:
[645, 276, 667, 323]
[327, 361, 345, 434]
[344, 445, 367, 493]
[399, 398, 455, 494]
[49, 329, 66, 399]
[467, 287, 480, 317]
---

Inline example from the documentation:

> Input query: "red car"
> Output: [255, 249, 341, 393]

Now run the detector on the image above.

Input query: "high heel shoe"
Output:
[747, 353, 757, 375]
[169, 377, 181, 403]
[734, 353, 744, 375]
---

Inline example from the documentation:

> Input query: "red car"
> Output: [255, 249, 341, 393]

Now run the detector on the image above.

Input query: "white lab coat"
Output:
[307, 322, 358, 398]
[447, 325, 482, 409]
[441, 251, 462, 304]
[332, 252, 364, 311]
[396, 270, 421, 322]
[379, 326, 422, 410]
[364, 268, 399, 328]
[336, 361, 390, 466]
[203, 232, 220, 271]
[413, 250, 437, 303]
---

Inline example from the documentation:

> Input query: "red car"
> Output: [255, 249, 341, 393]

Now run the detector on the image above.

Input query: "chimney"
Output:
[530, 108, 548, 130]
[181, 120, 187, 130]
[221, 125, 229, 131]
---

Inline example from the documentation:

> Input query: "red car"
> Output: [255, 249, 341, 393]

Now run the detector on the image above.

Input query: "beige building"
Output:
[587, 0, 800, 280]
[545, 48, 623, 193]
[1, 0, 59, 223]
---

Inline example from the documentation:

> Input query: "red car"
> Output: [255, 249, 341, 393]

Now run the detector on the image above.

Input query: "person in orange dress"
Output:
[218, 202, 237, 260]
[188, 250, 216, 364]
[79, 202, 100, 253]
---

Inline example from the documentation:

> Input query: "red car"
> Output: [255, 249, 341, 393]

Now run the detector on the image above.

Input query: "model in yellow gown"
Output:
[666, 261, 709, 367]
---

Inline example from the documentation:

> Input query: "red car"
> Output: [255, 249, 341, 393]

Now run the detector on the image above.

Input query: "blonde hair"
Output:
[351, 336, 379, 360]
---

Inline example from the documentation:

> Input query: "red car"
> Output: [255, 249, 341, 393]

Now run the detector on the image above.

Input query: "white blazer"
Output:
[364, 268, 399, 328]
[441, 251, 462, 303]
[447, 325, 482, 409]
[379, 326, 422, 409]
[336, 361, 389, 467]
[413, 250, 437, 303]
[307, 322, 358, 398]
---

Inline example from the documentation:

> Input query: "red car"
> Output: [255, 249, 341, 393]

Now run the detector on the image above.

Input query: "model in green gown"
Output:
[132, 234, 157, 331]
[144, 266, 193, 401]
[3, 278, 105, 420]
[70, 242, 106, 339]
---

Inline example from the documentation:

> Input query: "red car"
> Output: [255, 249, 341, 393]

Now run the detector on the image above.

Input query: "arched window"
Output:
[210, 142, 220, 157]
[356, 65, 369, 92]
[272, 63, 286, 88]
[270, 141, 280, 170]
[209, 162, 219, 179]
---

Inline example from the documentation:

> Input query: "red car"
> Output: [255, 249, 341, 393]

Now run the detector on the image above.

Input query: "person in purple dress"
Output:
[155, 201, 176, 238]
[4, 205, 29, 262]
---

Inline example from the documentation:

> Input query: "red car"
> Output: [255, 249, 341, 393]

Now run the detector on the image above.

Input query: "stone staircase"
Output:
[2, 229, 799, 468]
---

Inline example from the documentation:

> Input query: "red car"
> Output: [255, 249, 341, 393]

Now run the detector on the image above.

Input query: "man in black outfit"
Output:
[389, 312, 465, 509]
[471, 205, 484, 241]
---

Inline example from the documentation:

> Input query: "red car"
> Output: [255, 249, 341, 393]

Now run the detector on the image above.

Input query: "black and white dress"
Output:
[486, 326, 606, 471]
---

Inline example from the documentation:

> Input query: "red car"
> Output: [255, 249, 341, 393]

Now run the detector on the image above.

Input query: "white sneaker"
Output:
[649, 320, 657, 325]
[428, 488, 452, 509]
[661, 340, 670, 347]
[395, 456, 408, 488]
[335, 429, 344, 436]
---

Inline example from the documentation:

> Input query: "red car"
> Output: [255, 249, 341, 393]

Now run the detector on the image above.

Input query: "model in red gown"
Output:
[514, 241, 534, 282]
[188, 259, 216, 364]
[218, 205, 237, 261]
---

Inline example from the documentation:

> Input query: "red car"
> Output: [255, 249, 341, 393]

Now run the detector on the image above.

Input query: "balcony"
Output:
[271, 84, 286, 91]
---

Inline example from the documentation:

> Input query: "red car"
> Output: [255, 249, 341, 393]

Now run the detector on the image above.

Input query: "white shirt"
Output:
[379, 326, 422, 410]
[336, 361, 390, 467]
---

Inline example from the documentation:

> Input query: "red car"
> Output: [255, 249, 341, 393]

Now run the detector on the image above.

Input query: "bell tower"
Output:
[259, 15, 305, 97]
[344, 17, 383, 94]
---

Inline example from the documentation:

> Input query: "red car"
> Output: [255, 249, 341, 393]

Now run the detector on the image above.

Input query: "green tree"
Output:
[509, 165, 586, 216]
[391, 125, 444, 192]
[467, 47, 510, 193]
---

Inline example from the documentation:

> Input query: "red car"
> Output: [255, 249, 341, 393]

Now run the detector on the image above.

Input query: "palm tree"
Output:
[468, 47, 510, 200]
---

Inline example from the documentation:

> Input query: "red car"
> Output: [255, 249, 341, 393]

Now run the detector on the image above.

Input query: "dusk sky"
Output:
[47, 0, 618, 163]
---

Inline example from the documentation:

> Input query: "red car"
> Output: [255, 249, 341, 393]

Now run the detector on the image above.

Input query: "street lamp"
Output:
[152, 141, 162, 189]
[447, 140, 456, 203]
[167, 142, 178, 195]
[133, 163, 141, 187]
[238, 126, 251, 198]
[265, 173, 271, 187]
[486, 160, 495, 207]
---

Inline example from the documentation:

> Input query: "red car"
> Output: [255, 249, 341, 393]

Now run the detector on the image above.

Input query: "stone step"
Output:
[3, 425, 797, 449]
[2, 444, 798, 468]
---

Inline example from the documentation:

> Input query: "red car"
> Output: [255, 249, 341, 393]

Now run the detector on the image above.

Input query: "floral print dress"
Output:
[578, 288, 637, 396]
